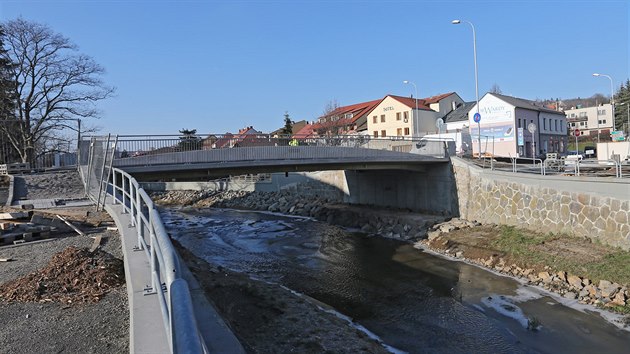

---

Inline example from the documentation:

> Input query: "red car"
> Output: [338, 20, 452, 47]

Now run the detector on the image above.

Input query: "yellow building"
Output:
[366, 93, 463, 137]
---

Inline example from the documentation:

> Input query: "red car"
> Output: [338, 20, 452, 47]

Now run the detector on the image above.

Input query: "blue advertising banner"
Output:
[471, 124, 515, 142]
[517, 127, 524, 146]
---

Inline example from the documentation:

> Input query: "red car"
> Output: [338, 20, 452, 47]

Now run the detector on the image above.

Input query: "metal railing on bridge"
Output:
[78, 135, 206, 353]
[107, 133, 449, 161]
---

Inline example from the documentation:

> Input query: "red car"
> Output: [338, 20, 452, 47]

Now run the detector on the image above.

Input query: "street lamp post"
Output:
[592, 73, 615, 133]
[403, 80, 418, 135]
[452, 19, 481, 158]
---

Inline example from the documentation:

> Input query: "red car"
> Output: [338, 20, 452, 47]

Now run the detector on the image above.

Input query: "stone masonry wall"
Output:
[452, 158, 630, 250]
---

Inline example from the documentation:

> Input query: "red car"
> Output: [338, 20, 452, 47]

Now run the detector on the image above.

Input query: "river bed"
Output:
[162, 207, 630, 354]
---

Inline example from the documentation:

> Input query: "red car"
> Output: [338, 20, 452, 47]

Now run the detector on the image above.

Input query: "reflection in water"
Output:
[162, 207, 630, 354]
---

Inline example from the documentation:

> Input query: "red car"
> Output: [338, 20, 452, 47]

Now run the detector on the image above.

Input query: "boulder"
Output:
[599, 280, 620, 299]
[538, 272, 552, 284]
[567, 275, 583, 289]
[556, 271, 567, 283]
[427, 230, 441, 241]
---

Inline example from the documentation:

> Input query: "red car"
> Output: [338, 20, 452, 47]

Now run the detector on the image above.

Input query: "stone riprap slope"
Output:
[152, 189, 446, 241]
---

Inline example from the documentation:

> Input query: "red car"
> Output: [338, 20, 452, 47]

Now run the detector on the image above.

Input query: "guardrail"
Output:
[109, 167, 206, 353]
[471, 156, 628, 178]
[92, 134, 448, 161]
[78, 135, 207, 353]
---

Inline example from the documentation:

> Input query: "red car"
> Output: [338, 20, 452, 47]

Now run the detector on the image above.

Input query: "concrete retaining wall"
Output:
[451, 158, 630, 249]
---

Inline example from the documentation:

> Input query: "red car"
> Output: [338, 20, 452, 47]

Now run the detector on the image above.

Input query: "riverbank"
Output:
[154, 189, 630, 330]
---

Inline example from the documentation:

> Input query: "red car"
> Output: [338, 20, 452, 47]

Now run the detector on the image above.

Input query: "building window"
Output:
[579, 112, 587, 117]
[372, 116, 377, 124]
[598, 109, 606, 115]
[403, 111, 409, 120]
[380, 115, 385, 123]
[397, 128, 402, 136]
[555, 120, 558, 131]
[373, 131, 378, 138]
[543, 118, 547, 130]
[599, 119, 606, 124]
[404, 127, 410, 135]
[570, 113, 576, 118]
[380, 130, 386, 137]
[580, 122, 585, 126]
[396, 112, 401, 121]
[518, 119, 521, 128]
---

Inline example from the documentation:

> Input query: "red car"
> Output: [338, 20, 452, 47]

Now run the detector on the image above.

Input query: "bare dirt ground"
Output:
[0, 170, 128, 354]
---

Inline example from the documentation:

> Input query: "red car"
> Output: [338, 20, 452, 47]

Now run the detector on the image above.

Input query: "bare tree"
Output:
[1, 18, 114, 164]
[490, 83, 502, 94]
[322, 99, 340, 116]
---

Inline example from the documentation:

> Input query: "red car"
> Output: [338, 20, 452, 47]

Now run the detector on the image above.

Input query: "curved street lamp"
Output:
[592, 73, 615, 133]
[452, 19, 481, 157]
[403, 80, 418, 135]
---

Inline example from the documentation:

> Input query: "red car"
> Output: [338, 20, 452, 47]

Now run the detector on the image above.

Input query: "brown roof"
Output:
[292, 123, 318, 139]
[424, 92, 456, 104]
[388, 95, 432, 110]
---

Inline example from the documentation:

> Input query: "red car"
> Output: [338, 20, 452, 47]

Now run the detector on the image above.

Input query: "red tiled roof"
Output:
[322, 99, 382, 123]
[292, 123, 318, 139]
[424, 92, 456, 104]
[388, 95, 432, 110]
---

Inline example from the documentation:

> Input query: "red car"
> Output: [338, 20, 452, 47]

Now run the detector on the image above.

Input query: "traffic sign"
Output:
[473, 112, 481, 123]
[527, 123, 537, 134]
[574, 129, 580, 137]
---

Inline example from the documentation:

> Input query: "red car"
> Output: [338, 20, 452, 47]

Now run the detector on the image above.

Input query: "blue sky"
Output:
[1, 0, 628, 135]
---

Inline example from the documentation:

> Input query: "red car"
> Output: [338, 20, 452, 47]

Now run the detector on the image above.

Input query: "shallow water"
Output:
[162, 207, 630, 354]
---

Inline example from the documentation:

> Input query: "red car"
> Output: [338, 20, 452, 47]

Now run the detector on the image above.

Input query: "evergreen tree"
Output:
[178, 128, 201, 151]
[280, 112, 293, 136]
[613, 79, 630, 133]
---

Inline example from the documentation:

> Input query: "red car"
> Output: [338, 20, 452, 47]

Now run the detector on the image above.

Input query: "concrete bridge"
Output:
[106, 135, 451, 181]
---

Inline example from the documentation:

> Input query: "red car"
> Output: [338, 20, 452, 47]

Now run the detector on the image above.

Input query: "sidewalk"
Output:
[105, 202, 245, 354]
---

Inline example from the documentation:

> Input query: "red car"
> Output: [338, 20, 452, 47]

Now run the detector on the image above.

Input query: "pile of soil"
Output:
[0, 246, 125, 304]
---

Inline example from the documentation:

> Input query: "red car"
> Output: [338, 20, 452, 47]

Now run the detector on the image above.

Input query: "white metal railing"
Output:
[79, 135, 206, 353]
[473, 156, 628, 178]
[109, 167, 206, 353]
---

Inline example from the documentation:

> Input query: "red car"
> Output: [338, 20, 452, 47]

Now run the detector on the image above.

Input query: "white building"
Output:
[365, 93, 464, 138]
[563, 103, 614, 139]
[468, 93, 568, 158]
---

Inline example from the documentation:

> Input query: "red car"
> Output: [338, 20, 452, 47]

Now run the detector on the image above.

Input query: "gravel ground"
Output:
[12, 170, 86, 201]
[0, 170, 129, 354]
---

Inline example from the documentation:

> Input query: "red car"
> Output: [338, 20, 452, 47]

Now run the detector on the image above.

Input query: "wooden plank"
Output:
[0, 212, 29, 220]
[89, 235, 102, 253]
[55, 215, 86, 237]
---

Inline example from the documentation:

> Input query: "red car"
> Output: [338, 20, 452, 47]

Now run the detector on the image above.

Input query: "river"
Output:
[161, 207, 630, 354]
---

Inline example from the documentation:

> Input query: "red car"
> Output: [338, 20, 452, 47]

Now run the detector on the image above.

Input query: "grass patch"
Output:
[491, 226, 554, 258]
[490, 225, 630, 286]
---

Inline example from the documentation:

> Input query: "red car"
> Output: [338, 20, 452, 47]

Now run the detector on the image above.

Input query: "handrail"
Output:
[108, 167, 206, 353]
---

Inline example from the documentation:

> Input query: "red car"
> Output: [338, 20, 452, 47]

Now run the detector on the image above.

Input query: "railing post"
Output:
[136, 185, 143, 248]
[122, 174, 127, 214]
[112, 170, 118, 205]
